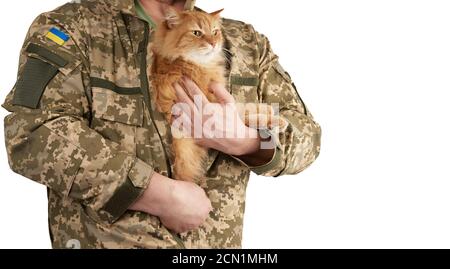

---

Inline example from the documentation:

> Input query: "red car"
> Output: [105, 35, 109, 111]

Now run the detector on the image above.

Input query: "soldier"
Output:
[2, 0, 321, 248]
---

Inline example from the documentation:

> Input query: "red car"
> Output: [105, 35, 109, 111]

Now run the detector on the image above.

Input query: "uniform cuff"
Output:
[248, 144, 283, 176]
[232, 129, 284, 176]
[100, 158, 154, 224]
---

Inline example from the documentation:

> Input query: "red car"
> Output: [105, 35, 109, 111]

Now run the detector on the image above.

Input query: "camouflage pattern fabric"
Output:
[2, 0, 321, 249]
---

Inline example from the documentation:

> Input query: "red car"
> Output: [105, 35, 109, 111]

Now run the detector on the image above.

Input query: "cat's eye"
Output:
[192, 30, 203, 37]
[212, 30, 219, 36]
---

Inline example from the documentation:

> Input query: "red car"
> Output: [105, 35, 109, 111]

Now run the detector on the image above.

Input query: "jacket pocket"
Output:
[230, 75, 260, 103]
[91, 81, 144, 154]
[91, 86, 144, 127]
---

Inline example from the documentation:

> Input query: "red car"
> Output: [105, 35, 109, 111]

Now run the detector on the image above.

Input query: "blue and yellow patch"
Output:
[46, 27, 70, 46]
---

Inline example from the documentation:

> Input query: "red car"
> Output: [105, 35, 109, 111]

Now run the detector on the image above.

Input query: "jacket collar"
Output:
[111, 0, 196, 15]
[111, 0, 136, 15]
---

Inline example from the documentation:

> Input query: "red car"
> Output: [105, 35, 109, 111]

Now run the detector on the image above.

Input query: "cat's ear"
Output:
[210, 8, 224, 18]
[165, 7, 181, 29]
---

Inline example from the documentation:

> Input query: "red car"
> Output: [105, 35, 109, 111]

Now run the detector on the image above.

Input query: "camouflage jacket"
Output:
[2, 0, 321, 249]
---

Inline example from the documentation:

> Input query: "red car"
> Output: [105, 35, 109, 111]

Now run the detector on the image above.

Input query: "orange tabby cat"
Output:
[151, 8, 225, 182]
[151, 8, 285, 182]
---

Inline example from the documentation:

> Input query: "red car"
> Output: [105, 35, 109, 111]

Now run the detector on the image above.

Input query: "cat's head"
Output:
[153, 8, 224, 66]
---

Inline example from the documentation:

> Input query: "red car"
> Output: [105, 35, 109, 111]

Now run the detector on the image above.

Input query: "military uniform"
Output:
[2, 0, 321, 249]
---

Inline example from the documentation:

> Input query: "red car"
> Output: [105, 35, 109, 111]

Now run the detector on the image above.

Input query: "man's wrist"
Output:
[232, 127, 261, 156]
[232, 128, 277, 167]
[129, 172, 174, 216]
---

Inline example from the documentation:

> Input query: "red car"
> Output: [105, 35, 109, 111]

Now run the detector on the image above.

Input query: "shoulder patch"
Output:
[12, 58, 59, 109]
[46, 27, 70, 46]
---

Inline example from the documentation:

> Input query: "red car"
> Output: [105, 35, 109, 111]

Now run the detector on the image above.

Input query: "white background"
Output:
[1, 0, 450, 249]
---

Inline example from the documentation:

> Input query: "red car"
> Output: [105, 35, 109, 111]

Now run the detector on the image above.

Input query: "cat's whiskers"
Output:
[222, 47, 232, 54]
[222, 47, 233, 66]
[222, 53, 232, 66]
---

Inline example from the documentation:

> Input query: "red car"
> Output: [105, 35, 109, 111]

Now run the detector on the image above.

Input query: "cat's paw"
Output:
[239, 103, 288, 131]
[244, 114, 288, 132]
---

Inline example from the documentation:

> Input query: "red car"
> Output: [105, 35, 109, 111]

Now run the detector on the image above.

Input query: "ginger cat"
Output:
[151, 8, 224, 182]
[151, 8, 284, 182]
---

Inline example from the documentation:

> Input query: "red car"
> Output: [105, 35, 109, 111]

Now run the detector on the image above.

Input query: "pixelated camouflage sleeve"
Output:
[2, 13, 153, 224]
[250, 32, 322, 177]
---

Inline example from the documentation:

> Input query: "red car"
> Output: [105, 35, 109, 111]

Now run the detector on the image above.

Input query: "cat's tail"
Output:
[173, 138, 208, 182]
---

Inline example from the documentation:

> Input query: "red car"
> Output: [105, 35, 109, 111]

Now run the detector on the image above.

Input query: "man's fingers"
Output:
[174, 112, 193, 138]
[181, 77, 210, 108]
[174, 82, 198, 114]
[174, 98, 193, 119]
[174, 82, 192, 104]
[210, 82, 235, 104]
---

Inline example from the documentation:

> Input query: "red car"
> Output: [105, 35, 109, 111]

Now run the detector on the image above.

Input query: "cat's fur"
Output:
[151, 8, 225, 182]
[151, 8, 285, 182]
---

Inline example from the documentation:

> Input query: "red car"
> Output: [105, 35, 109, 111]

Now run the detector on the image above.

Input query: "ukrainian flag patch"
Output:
[46, 27, 70, 46]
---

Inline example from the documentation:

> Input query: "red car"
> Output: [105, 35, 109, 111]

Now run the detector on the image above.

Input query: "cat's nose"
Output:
[206, 40, 216, 48]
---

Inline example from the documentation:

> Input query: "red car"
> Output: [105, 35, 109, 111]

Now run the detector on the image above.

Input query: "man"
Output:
[3, 0, 321, 249]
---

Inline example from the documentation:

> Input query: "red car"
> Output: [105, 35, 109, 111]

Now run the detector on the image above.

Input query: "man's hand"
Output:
[159, 180, 213, 233]
[173, 78, 262, 156]
[129, 173, 213, 233]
